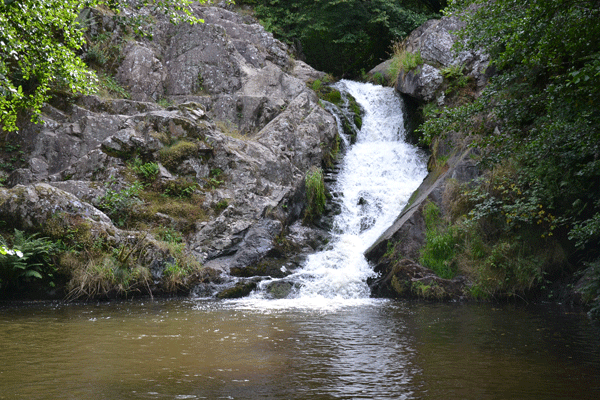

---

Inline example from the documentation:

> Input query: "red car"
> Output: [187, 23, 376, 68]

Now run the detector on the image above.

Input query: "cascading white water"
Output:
[242, 80, 427, 308]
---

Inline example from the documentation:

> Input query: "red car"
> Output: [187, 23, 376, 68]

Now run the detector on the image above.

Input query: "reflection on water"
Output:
[1, 299, 599, 399]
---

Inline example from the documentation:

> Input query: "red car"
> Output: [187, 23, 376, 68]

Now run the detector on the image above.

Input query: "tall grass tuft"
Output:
[387, 42, 424, 87]
[304, 166, 326, 222]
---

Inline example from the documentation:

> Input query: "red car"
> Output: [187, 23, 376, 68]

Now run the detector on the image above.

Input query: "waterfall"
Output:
[240, 80, 427, 308]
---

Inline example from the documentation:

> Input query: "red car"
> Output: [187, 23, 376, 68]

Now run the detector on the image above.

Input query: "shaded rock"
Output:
[369, 258, 467, 300]
[216, 280, 258, 299]
[366, 59, 394, 84]
[228, 219, 283, 270]
[365, 144, 480, 302]
[366, 147, 478, 264]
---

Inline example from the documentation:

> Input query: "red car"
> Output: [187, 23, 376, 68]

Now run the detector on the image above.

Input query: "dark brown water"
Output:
[1, 299, 599, 399]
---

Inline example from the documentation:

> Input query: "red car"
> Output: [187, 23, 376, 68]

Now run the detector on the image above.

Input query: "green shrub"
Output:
[202, 168, 224, 190]
[155, 227, 183, 244]
[131, 158, 160, 183]
[388, 42, 424, 85]
[162, 178, 197, 198]
[304, 166, 326, 221]
[311, 79, 323, 92]
[160, 241, 204, 292]
[372, 72, 386, 85]
[419, 201, 459, 279]
[325, 90, 342, 104]
[579, 259, 600, 319]
[97, 72, 130, 99]
[67, 254, 150, 300]
[97, 181, 143, 227]
[440, 64, 470, 94]
[214, 199, 229, 213]
[0, 230, 58, 292]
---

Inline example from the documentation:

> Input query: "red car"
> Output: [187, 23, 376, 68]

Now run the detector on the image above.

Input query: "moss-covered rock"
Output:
[216, 281, 258, 299]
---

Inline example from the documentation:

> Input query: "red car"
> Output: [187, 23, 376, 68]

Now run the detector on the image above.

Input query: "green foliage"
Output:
[157, 97, 174, 108]
[131, 158, 160, 183]
[0, 230, 58, 293]
[160, 238, 204, 292]
[83, 31, 123, 71]
[97, 181, 144, 227]
[162, 177, 197, 198]
[435, 0, 600, 262]
[440, 64, 470, 94]
[67, 251, 151, 300]
[578, 259, 600, 319]
[372, 72, 386, 85]
[311, 79, 323, 92]
[419, 202, 458, 279]
[1, 0, 205, 133]
[325, 90, 342, 104]
[214, 199, 229, 213]
[96, 72, 130, 99]
[252, 0, 435, 77]
[155, 226, 183, 244]
[304, 166, 326, 221]
[202, 167, 224, 190]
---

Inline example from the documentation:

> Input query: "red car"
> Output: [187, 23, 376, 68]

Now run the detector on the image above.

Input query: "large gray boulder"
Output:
[396, 64, 443, 102]
[377, 15, 490, 103]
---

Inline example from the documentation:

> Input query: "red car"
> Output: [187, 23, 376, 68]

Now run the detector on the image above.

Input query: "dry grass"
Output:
[66, 256, 151, 300]
[214, 120, 252, 141]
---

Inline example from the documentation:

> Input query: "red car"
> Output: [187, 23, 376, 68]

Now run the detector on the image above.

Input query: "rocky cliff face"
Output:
[0, 5, 337, 298]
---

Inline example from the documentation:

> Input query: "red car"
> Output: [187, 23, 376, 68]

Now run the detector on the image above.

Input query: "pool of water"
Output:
[1, 299, 599, 399]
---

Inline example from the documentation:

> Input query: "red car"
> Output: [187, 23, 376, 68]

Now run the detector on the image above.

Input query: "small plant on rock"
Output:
[131, 158, 160, 183]
[388, 42, 424, 86]
[162, 178, 198, 198]
[97, 181, 144, 227]
[304, 166, 326, 222]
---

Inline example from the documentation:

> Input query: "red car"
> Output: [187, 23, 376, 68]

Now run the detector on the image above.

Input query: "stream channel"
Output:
[2, 82, 600, 399]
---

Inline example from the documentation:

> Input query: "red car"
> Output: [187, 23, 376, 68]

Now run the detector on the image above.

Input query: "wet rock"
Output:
[216, 280, 258, 299]
[265, 280, 294, 299]
[369, 258, 467, 300]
